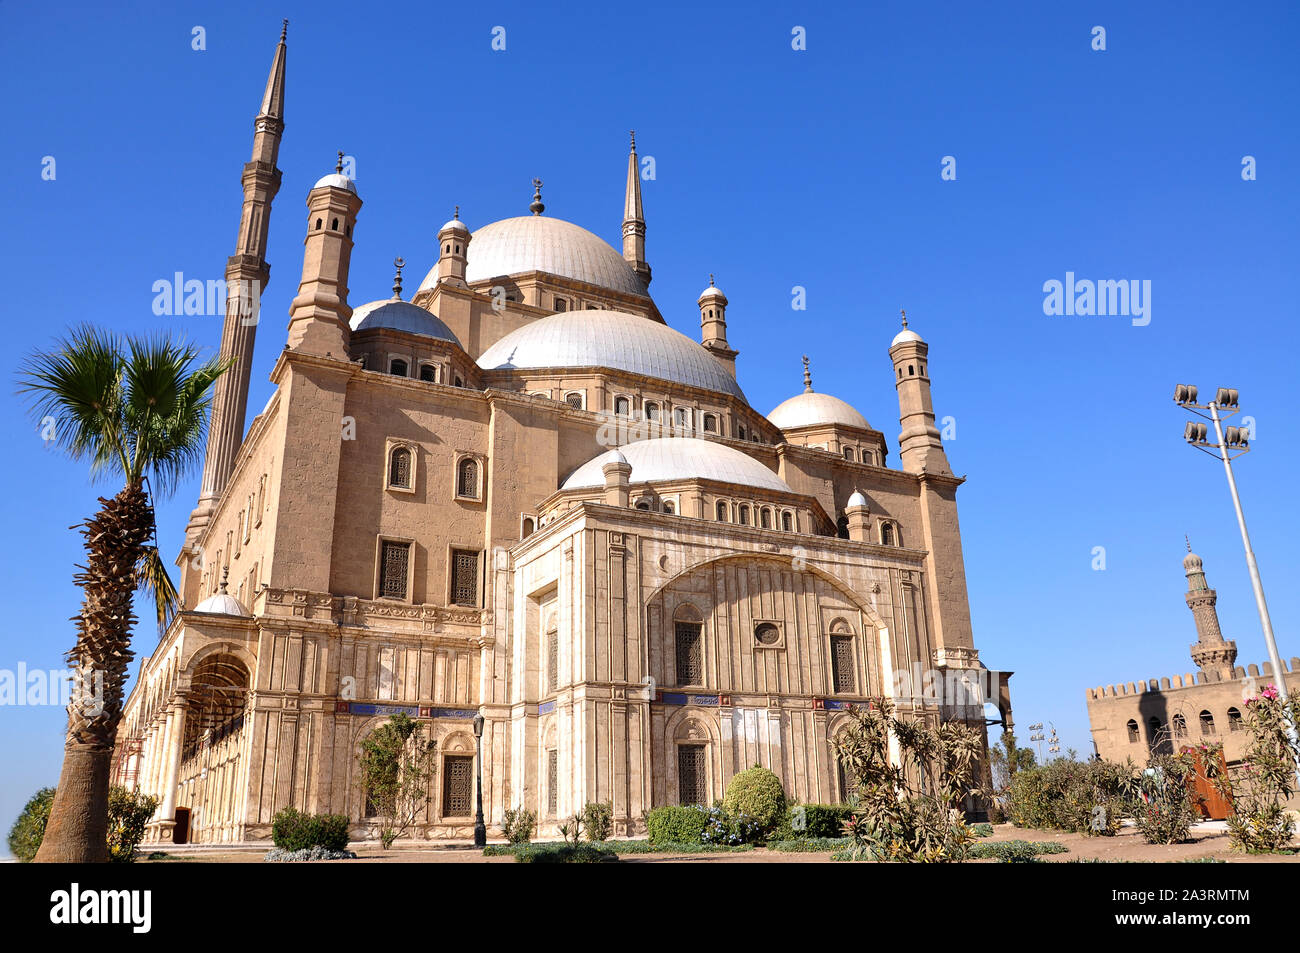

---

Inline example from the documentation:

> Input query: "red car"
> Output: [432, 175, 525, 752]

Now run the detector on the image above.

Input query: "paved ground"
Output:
[138, 821, 1300, 863]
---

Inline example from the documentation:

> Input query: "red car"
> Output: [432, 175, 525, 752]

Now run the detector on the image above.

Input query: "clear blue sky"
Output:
[2, 0, 1298, 838]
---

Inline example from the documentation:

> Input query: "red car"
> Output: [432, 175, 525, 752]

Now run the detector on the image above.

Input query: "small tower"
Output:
[698, 274, 738, 377]
[286, 152, 363, 357]
[622, 131, 651, 286]
[1184, 541, 1238, 680]
[187, 21, 288, 547]
[437, 207, 470, 287]
[889, 310, 950, 475]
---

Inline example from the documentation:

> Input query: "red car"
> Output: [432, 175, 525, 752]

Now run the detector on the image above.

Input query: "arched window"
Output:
[674, 408, 691, 429]
[760, 507, 772, 529]
[1126, 719, 1140, 743]
[457, 457, 479, 498]
[702, 413, 717, 433]
[781, 511, 793, 532]
[674, 605, 704, 686]
[388, 446, 413, 489]
[331, 217, 339, 230]
[1227, 707, 1243, 732]
[737, 504, 750, 525]
[1148, 717, 1164, 741]
[843, 447, 855, 461]
[645, 402, 661, 422]
[614, 396, 631, 416]
[715, 501, 728, 522]
[1172, 714, 1187, 739]
[1199, 710, 1216, 736]
[564, 392, 584, 410]
[837, 516, 849, 539]
[521, 517, 535, 539]
[419, 364, 437, 382]
[737, 424, 746, 440]
[662, 501, 674, 514]
[880, 522, 894, 546]
[389, 358, 408, 377]
[315, 218, 322, 230]
[635, 499, 651, 511]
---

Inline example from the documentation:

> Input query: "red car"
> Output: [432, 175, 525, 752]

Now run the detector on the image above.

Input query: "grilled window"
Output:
[547, 749, 558, 815]
[880, 522, 894, 546]
[781, 511, 793, 532]
[389, 447, 412, 488]
[389, 358, 408, 377]
[379, 541, 410, 600]
[1127, 719, 1140, 743]
[760, 507, 772, 529]
[442, 755, 473, 816]
[564, 392, 584, 410]
[1228, 707, 1243, 732]
[1200, 710, 1216, 736]
[755, 622, 780, 646]
[547, 625, 559, 692]
[675, 621, 703, 685]
[715, 501, 728, 521]
[678, 745, 707, 805]
[451, 549, 478, 606]
[645, 402, 661, 422]
[702, 413, 717, 433]
[419, 364, 437, 382]
[843, 446, 855, 460]
[553, 296, 568, 312]
[831, 635, 855, 694]
[457, 457, 479, 498]
[615, 396, 630, 416]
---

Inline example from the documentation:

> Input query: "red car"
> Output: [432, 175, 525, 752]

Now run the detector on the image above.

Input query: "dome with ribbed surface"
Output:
[193, 591, 249, 617]
[562, 437, 790, 493]
[768, 391, 870, 431]
[418, 216, 646, 296]
[478, 310, 747, 400]
[349, 298, 461, 345]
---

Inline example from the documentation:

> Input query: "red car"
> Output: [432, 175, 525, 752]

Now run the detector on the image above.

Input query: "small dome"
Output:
[477, 310, 747, 400]
[193, 591, 249, 617]
[846, 490, 868, 508]
[313, 172, 357, 193]
[1183, 551, 1203, 572]
[440, 216, 469, 235]
[562, 437, 791, 493]
[349, 299, 462, 345]
[768, 391, 870, 431]
[604, 449, 628, 466]
[891, 328, 923, 346]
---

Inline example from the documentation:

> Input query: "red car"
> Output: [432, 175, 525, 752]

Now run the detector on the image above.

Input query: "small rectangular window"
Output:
[451, 549, 478, 606]
[547, 749, 559, 816]
[379, 540, 410, 600]
[553, 296, 568, 312]
[442, 755, 473, 816]
[547, 626, 559, 692]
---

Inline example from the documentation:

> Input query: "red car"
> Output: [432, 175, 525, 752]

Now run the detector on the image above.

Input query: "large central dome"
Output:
[418, 216, 647, 297]
[478, 310, 747, 400]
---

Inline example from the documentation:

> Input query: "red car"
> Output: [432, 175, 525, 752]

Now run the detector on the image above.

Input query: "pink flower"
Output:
[1262, 684, 1280, 700]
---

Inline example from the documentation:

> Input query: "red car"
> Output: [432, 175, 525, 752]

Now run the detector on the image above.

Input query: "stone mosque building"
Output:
[112, 25, 1012, 843]
[1086, 543, 1300, 766]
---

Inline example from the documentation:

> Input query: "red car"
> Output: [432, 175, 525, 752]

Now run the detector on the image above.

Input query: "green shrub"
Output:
[582, 802, 613, 842]
[776, 803, 852, 840]
[7, 788, 55, 862]
[722, 765, 787, 832]
[1006, 759, 1129, 835]
[646, 805, 709, 845]
[767, 837, 852, 852]
[971, 823, 994, 838]
[271, 807, 351, 851]
[968, 840, 1069, 863]
[515, 843, 619, 863]
[107, 787, 160, 862]
[501, 808, 536, 845]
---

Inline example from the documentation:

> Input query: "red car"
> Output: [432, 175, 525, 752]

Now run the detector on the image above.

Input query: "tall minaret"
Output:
[889, 310, 951, 475]
[698, 274, 737, 376]
[186, 22, 288, 546]
[1184, 541, 1238, 680]
[622, 131, 651, 286]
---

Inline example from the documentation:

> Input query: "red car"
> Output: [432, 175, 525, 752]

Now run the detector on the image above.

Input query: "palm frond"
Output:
[135, 545, 180, 635]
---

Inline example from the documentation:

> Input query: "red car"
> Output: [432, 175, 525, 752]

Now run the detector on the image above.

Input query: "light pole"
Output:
[1028, 722, 1045, 764]
[472, 713, 486, 848]
[1175, 384, 1299, 780]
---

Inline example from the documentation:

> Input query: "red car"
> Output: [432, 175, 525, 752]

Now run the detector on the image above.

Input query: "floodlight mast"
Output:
[1176, 384, 1297, 782]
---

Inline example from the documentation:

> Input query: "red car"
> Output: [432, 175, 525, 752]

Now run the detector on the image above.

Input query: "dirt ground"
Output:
[141, 822, 1300, 863]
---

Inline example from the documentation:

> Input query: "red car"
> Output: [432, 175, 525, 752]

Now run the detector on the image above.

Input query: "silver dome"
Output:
[418, 216, 646, 296]
[477, 310, 747, 400]
[562, 437, 791, 493]
[349, 298, 461, 346]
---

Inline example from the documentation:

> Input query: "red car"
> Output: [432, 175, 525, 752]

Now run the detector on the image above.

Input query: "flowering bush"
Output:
[1132, 754, 1197, 844]
[700, 806, 765, 846]
[1212, 687, 1299, 853]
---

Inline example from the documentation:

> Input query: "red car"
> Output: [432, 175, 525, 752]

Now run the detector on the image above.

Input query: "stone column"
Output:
[157, 697, 188, 840]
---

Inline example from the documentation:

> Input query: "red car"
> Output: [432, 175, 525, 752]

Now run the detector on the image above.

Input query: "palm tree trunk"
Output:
[35, 481, 152, 863]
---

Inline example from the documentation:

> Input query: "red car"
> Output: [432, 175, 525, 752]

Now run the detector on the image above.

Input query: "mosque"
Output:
[112, 24, 1012, 843]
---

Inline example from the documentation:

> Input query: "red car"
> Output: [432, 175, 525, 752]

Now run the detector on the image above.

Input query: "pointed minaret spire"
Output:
[187, 23, 289, 551]
[622, 130, 651, 286]
[802, 355, 813, 393]
[392, 257, 405, 300]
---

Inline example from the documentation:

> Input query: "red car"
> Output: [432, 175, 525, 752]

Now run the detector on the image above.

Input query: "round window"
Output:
[754, 623, 780, 645]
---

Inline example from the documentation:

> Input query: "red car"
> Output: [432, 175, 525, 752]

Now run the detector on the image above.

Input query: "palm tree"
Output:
[18, 326, 227, 862]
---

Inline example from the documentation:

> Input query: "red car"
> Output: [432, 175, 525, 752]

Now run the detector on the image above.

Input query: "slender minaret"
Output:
[186, 22, 288, 547]
[622, 131, 651, 286]
[698, 274, 737, 375]
[1184, 540, 1238, 680]
[889, 310, 951, 475]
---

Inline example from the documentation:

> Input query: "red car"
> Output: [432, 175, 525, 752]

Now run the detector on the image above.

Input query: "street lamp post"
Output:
[472, 713, 486, 848]
[1175, 384, 1299, 781]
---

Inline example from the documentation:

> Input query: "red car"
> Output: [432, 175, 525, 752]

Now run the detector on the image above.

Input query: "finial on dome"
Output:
[392, 257, 405, 300]
[900, 308, 908, 330]
[709, 273, 715, 287]
[219, 566, 230, 594]
[280, 18, 288, 42]
[802, 355, 813, 393]
[530, 178, 545, 215]
[630, 130, 637, 150]
[453, 205, 460, 220]
[1186, 534, 1192, 553]
[336, 150, 344, 174]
